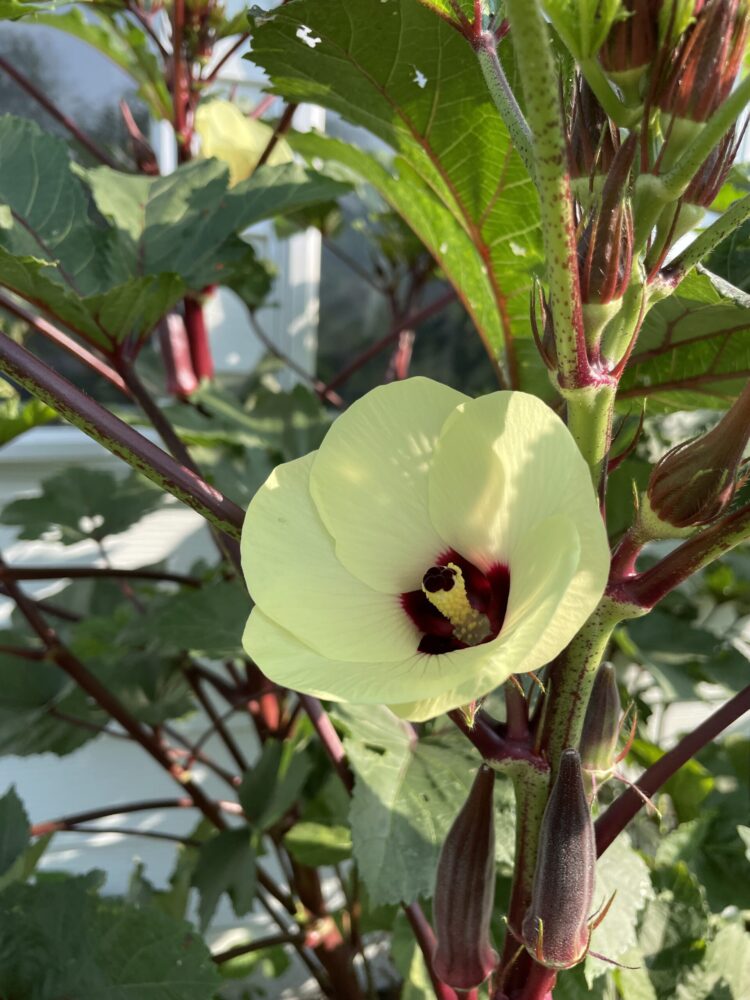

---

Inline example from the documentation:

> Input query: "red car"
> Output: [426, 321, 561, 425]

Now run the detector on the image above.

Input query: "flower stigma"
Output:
[422, 562, 492, 645]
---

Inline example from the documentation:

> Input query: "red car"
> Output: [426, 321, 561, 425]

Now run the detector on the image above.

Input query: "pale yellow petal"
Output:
[428, 391, 609, 662]
[244, 518, 580, 716]
[389, 517, 583, 720]
[241, 453, 419, 662]
[309, 378, 467, 593]
[243, 608, 455, 705]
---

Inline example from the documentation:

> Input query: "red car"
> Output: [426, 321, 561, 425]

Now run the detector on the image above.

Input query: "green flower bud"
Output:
[568, 77, 620, 203]
[600, 0, 660, 79]
[580, 663, 623, 777]
[658, 0, 749, 123]
[643, 381, 750, 537]
[522, 749, 596, 970]
[433, 764, 498, 990]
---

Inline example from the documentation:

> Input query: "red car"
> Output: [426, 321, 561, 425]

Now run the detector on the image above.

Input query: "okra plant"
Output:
[0, 1, 749, 998]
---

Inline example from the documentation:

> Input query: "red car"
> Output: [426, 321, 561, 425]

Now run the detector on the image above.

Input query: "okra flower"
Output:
[241, 379, 609, 722]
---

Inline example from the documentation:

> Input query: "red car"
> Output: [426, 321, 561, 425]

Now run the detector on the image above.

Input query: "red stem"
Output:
[297, 694, 455, 998]
[595, 682, 750, 855]
[248, 311, 344, 408]
[171, 0, 191, 161]
[0, 586, 81, 623]
[184, 297, 214, 381]
[4, 565, 199, 586]
[298, 695, 353, 792]
[160, 722, 240, 789]
[202, 33, 251, 84]
[250, 94, 278, 120]
[0, 557, 227, 829]
[51, 824, 199, 846]
[159, 314, 200, 398]
[257, 103, 298, 168]
[31, 797, 201, 836]
[212, 930, 301, 964]
[0, 56, 119, 168]
[449, 710, 549, 773]
[124, 0, 170, 59]
[608, 526, 645, 582]
[403, 903, 461, 1000]
[610, 501, 750, 609]
[0, 292, 131, 396]
[185, 670, 249, 772]
[0, 333, 246, 538]
[323, 289, 457, 394]
[504, 682, 530, 742]
[0, 644, 46, 660]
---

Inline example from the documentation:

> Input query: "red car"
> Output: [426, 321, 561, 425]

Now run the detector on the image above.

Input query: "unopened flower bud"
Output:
[683, 127, 743, 209]
[580, 663, 623, 777]
[578, 134, 636, 346]
[652, 127, 745, 254]
[658, 0, 749, 123]
[578, 133, 636, 302]
[568, 78, 620, 204]
[643, 381, 750, 536]
[600, 0, 660, 93]
[433, 764, 498, 990]
[530, 282, 557, 372]
[522, 749, 596, 970]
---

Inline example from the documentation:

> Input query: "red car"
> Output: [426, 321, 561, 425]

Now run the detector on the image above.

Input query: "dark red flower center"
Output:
[401, 549, 510, 655]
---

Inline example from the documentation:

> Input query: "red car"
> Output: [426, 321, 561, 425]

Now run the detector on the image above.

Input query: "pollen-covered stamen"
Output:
[422, 562, 492, 645]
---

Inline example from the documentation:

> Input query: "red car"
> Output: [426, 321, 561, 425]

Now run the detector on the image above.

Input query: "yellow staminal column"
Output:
[422, 563, 491, 645]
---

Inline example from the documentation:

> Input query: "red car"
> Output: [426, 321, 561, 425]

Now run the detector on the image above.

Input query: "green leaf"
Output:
[283, 822, 352, 866]
[555, 966, 609, 1000]
[618, 863, 710, 1000]
[0, 0, 38, 18]
[127, 822, 211, 922]
[0, 117, 105, 291]
[191, 827, 257, 931]
[28, 8, 171, 118]
[217, 941, 290, 982]
[336, 705, 515, 905]
[239, 739, 313, 831]
[620, 269, 750, 411]
[0, 379, 57, 447]
[1, 467, 163, 544]
[251, 0, 542, 365]
[654, 736, 750, 912]
[0, 874, 220, 998]
[706, 218, 750, 293]
[544, 0, 625, 58]
[0, 116, 342, 348]
[0, 648, 93, 756]
[619, 610, 749, 703]
[585, 834, 654, 985]
[82, 158, 348, 294]
[675, 921, 750, 1000]
[415, 0, 475, 24]
[0, 787, 29, 879]
[738, 825, 750, 863]
[0, 117, 185, 349]
[629, 738, 714, 822]
[67, 607, 194, 726]
[157, 382, 331, 460]
[129, 578, 250, 659]
[0, 834, 52, 894]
